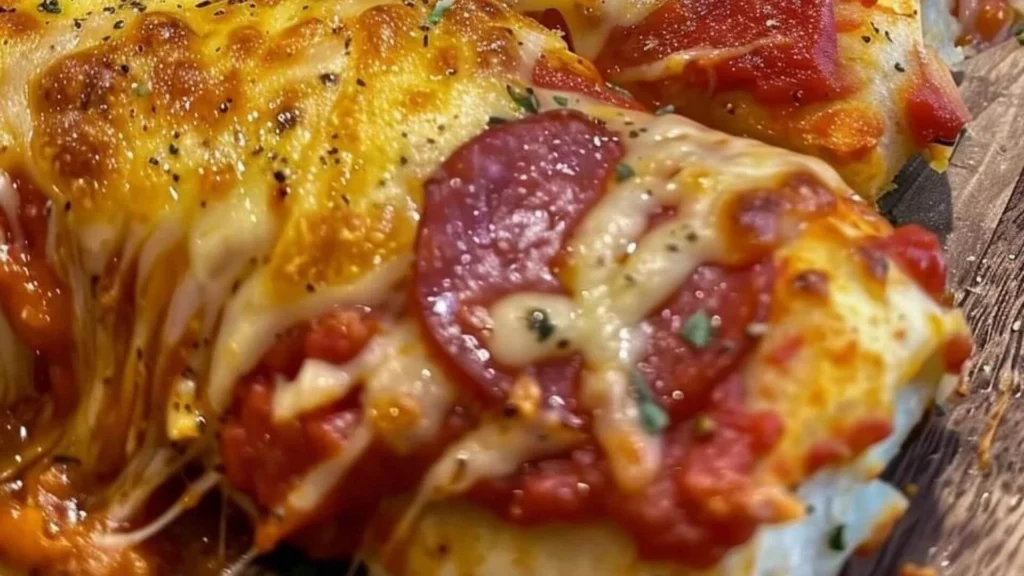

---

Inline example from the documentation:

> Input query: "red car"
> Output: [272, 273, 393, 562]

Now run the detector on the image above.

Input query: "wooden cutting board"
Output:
[846, 40, 1024, 576]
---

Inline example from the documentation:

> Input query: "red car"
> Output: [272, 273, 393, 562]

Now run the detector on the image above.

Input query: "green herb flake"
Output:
[553, 95, 569, 107]
[615, 163, 636, 182]
[629, 370, 670, 435]
[525, 309, 556, 342]
[1017, 28, 1024, 46]
[680, 310, 714, 348]
[506, 85, 539, 114]
[426, 0, 455, 26]
[37, 0, 61, 14]
[828, 525, 846, 552]
[654, 104, 675, 116]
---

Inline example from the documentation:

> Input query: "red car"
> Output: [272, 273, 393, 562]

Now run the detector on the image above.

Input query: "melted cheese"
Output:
[273, 352, 382, 424]
[282, 423, 374, 514]
[610, 40, 787, 85]
[363, 323, 456, 453]
[269, 321, 458, 515]
[0, 309, 33, 408]
[509, 0, 663, 58]
[207, 256, 411, 413]
[0, 172, 22, 244]
[389, 401, 586, 551]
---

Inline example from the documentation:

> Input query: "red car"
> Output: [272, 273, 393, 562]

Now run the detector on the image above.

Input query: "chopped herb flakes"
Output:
[426, 0, 455, 26]
[654, 104, 675, 116]
[615, 163, 636, 182]
[526, 309, 556, 342]
[629, 370, 670, 435]
[828, 525, 846, 552]
[1017, 28, 1024, 46]
[487, 116, 508, 126]
[680, 310, 713, 348]
[507, 85, 539, 114]
[553, 95, 569, 107]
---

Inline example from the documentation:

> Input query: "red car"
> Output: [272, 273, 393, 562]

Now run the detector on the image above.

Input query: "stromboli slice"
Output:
[509, 0, 971, 199]
[363, 102, 968, 574]
[0, 0, 969, 574]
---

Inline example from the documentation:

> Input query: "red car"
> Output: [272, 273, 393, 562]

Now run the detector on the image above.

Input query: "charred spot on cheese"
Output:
[37, 0, 61, 14]
[725, 173, 838, 259]
[857, 245, 891, 283]
[791, 269, 830, 297]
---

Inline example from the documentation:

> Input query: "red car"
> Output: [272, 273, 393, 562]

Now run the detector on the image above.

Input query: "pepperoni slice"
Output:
[637, 262, 774, 419]
[414, 110, 623, 402]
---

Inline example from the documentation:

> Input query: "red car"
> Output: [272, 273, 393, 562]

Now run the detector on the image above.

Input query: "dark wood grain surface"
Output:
[846, 40, 1024, 576]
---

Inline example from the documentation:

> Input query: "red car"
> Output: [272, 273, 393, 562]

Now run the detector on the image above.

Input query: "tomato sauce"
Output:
[220, 307, 473, 556]
[903, 55, 970, 148]
[869, 224, 947, 299]
[0, 171, 75, 413]
[531, 53, 646, 111]
[595, 0, 841, 105]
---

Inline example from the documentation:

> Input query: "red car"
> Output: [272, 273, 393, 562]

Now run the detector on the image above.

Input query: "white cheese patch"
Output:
[206, 255, 411, 413]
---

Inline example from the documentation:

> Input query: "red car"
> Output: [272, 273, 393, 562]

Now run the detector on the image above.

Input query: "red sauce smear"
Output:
[532, 53, 646, 111]
[220, 308, 471, 556]
[870, 224, 947, 299]
[0, 171, 75, 413]
[903, 52, 970, 148]
[594, 0, 841, 105]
